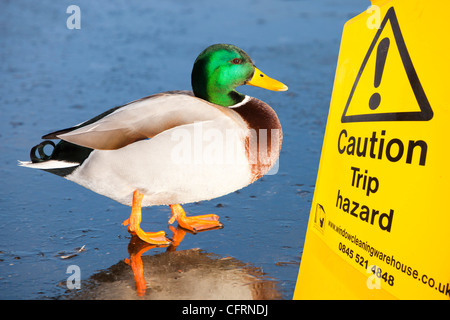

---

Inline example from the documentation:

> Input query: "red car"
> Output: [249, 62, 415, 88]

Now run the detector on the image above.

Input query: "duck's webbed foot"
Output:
[168, 204, 223, 233]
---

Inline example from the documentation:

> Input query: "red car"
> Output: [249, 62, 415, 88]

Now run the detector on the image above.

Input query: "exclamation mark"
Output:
[369, 37, 390, 110]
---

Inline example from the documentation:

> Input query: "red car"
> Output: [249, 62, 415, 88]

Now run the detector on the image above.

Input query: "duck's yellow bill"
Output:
[246, 67, 288, 91]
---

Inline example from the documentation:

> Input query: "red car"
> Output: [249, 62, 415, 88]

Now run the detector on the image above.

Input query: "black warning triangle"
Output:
[341, 7, 433, 123]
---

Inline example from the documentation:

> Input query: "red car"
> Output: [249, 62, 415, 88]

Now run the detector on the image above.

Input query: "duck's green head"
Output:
[191, 44, 288, 107]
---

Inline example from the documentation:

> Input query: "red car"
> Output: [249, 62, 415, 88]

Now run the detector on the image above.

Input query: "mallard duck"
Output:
[19, 44, 287, 245]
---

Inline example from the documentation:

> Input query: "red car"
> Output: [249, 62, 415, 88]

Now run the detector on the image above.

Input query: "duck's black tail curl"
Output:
[30, 140, 56, 163]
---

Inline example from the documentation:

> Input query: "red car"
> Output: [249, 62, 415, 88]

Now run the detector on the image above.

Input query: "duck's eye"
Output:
[231, 58, 242, 64]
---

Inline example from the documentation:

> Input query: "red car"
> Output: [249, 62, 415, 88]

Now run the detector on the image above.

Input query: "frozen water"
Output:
[0, 0, 366, 299]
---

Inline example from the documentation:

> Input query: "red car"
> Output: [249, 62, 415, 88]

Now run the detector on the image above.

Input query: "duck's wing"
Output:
[45, 91, 241, 150]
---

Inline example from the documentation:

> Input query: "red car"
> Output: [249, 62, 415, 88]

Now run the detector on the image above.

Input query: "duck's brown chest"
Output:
[233, 98, 283, 182]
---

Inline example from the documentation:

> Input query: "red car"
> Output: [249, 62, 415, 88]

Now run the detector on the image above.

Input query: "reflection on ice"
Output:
[61, 227, 281, 300]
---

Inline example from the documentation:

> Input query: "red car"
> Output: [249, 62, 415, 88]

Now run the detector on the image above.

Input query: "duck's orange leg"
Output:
[122, 190, 171, 245]
[168, 204, 223, 233]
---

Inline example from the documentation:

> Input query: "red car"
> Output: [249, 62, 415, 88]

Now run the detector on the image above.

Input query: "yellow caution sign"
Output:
[294, 0, 450, 299]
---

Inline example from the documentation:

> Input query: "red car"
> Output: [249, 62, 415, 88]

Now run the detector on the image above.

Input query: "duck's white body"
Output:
[20, 91, 282, 207]
[66, 110, 252, 206]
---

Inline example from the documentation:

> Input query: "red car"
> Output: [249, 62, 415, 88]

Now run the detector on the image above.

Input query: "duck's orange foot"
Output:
[122, 190, 172, 245]
[126, 224, 170, 246]
[168, 204, 223, 233]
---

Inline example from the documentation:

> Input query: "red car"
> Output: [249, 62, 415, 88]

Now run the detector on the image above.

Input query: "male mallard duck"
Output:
[19, 44, 287, 245]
